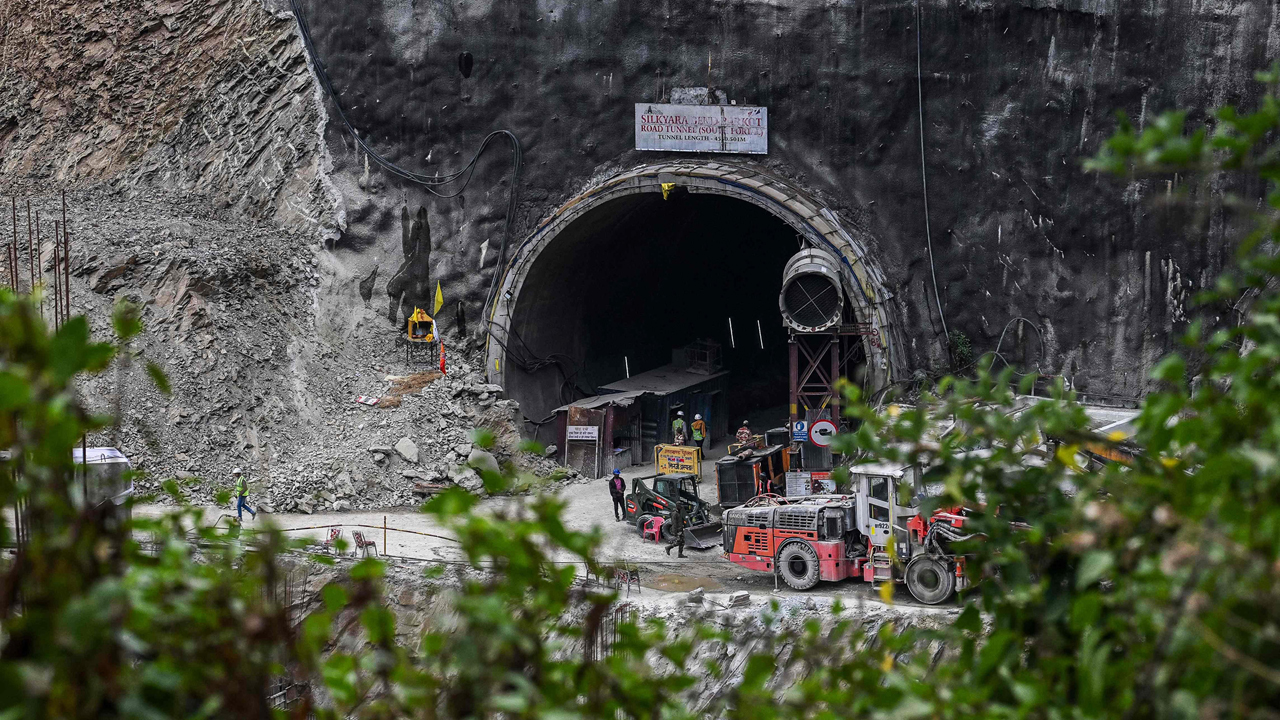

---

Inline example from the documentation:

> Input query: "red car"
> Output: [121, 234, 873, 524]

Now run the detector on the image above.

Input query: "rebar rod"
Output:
[51, 220, 61, 329]
[61, 190, 70, 319]
[7, 197, 16, 292]
[34, 211, 42, 322]
[25, 201, 32, 296]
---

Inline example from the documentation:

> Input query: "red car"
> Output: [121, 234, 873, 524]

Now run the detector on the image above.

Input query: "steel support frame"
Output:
[788, 328, 872, 430]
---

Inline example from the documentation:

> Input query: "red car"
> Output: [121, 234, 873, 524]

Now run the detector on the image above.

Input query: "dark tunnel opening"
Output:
[506, 192, 807, 442]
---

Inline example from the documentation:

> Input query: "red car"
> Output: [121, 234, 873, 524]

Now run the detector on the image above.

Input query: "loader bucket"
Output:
[683, 521, 724, 550]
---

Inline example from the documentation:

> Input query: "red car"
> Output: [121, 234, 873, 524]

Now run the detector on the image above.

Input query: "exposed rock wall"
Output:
[301, 0, 1278, 396]
[0, 0, 337, 233]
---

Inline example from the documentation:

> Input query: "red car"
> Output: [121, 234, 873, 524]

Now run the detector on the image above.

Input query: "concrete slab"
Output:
[759, 184, 792, 204]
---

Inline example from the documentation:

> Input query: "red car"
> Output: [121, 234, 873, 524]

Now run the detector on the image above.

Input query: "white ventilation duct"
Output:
[779, 248, 844, 332]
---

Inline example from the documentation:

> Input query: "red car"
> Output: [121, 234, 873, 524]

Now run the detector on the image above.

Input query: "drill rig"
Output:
[721, 463, 976, 604]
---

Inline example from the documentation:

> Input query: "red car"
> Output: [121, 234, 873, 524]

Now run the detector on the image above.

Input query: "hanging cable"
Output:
[992, 316, 1046, 373]
[289, 0, 521, 320]
[915, 0, 952, 364]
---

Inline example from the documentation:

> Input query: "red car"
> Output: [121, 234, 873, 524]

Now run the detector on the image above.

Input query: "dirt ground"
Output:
[134, 459, 946, 610]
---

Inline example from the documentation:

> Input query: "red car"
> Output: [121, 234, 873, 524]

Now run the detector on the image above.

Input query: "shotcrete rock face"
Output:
[302, 0, 1273, 402]
[506, 193, 799, 426]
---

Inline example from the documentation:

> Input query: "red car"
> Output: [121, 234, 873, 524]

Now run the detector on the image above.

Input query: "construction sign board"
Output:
[810, 470, 835, 494]
[655, 444, 701, 476]
[792, 419, 808, 442]
[808, 419, 837, 447]
[785, 471, 811, 497]
[566, 425, 599, 441]
[635, 103, 768, 154]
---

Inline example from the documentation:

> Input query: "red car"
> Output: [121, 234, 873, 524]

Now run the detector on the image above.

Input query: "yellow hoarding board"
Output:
[654, 444, 701, 476]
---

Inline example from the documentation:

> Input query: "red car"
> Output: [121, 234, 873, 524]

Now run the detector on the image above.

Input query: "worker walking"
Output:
[672, 410, 688, 446]
[691, 413, 707, 455]
[736, 420, 753, 446]
[608, 468, 626, 522]
[233, 468, 256, 522]
[664, 501, 686, 558]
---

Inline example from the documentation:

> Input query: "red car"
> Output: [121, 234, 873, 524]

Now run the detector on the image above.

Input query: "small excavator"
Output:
[622, 473, 723, 550]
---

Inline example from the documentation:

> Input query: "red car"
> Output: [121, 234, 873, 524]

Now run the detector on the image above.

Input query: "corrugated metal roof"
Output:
[600, 364, 727, 395]
[553, 390, 648, 414]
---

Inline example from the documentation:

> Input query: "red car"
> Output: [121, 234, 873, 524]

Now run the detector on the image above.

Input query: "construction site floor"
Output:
[133, 459, 948, 610]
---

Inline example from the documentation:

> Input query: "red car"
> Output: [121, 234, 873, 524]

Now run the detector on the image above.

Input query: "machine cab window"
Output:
[867, 475, 890, 520]
[653, 474, 697, 501]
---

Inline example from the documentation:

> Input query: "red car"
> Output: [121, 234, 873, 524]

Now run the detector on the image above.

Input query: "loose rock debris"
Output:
[3, 182, 577, 514]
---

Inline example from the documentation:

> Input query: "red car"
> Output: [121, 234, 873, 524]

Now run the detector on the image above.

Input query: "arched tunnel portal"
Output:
[487, 162, 903, 443]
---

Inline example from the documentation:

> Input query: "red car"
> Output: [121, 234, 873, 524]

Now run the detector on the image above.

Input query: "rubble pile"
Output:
[4, 182, 573, 513]
[254, 369, 576, 514]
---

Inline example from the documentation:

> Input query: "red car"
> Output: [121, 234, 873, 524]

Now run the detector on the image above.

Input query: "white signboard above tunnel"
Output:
[635, 103, 768, 155]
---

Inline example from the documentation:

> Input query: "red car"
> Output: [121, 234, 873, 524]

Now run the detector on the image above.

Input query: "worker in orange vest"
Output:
[691, 414, 708, 455]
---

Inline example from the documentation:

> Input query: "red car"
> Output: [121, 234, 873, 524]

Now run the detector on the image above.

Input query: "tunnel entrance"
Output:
[505, 192, 802, 440]
[488, 161, 902, 454]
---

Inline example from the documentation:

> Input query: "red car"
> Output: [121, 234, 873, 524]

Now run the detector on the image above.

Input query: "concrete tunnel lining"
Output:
[486, 161, 902, 430]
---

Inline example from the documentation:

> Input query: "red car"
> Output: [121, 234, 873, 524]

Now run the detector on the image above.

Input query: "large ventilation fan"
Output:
[779, 248, 844, 332]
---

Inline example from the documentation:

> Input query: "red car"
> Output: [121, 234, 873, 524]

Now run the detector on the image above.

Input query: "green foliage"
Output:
[949, 330, 974, 369]
[4, 72, 1280, 719]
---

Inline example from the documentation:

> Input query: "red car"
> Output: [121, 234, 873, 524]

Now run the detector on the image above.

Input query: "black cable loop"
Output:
[289, 0, 521, 323]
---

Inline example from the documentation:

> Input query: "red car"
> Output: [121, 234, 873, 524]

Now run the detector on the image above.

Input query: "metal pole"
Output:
[383, 516, 387, 554]
[10, 197, 18, 293]
[7, 197, 15, 292]
[51, 221, 60, 329]
[61, 191, 70, 320]
[788, 337, 799, 431]
[64, 225, 71, 319]
[25, 201, 32, 297]
[830, 333, 840, 423]
[34, 212, 42, 322]
[82, 435, 88, 504]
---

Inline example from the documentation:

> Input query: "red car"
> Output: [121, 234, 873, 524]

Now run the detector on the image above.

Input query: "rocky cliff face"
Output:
[1, 0, 1273, 499]
[0, 1, 540, 505]
[0, 0, 338, 232]
[300, 0, 1276, 397]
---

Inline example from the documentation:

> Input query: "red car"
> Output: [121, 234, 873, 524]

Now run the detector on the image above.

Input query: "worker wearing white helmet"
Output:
[233, 467, 256, 522]
[690, 413, 708, 455]
[671, 410, 688, 446]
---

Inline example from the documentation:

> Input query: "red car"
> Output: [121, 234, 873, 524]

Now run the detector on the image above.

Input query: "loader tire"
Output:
[777, 541, 821, 591]
[905, 557, 955, 605]
[636, 514, 654, 538]
[660, 521, 676, 543]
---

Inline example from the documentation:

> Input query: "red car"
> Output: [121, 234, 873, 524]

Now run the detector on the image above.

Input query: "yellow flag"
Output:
[433, 281, 444, 315]
[661, 182, 676, 200]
